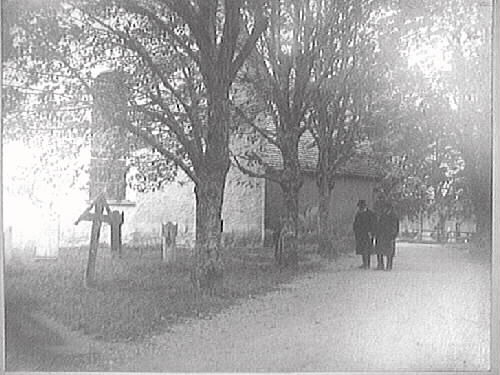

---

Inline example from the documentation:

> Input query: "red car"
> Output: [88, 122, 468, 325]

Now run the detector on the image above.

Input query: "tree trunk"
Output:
[419, 209, 424, 241]
[317, 175, 336, 258]
[191, 91, 230, 294]
[278, 174, 302, 267]
[282, 182, 300, 231]
[437, 213, 447, 243]
[192, 177, 225, 295]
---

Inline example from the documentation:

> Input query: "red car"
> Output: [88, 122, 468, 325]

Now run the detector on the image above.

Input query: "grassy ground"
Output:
[5, 245, 321, 343]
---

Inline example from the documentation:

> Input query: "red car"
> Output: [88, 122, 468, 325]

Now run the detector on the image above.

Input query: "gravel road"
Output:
[6, 242, 491, 372]
[111, 242, 491, 372]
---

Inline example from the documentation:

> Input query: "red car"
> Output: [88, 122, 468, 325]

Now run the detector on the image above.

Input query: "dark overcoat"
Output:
[375, 210, 399, 256]
[353, 209, 376, 255]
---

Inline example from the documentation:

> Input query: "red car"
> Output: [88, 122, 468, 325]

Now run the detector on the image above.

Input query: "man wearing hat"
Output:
[374, 201, 399, 270]
[353, 199, 376, 269]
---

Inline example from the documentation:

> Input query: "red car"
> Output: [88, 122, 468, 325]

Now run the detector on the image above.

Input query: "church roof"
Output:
[260, 132, 383, 180]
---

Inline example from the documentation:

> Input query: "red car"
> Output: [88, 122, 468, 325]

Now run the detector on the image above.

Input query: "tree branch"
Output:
[231, 153, 281, 183]
[20, 22, 92, 95]
[162, 0, 216, 74]
[232, 104, 279, 147]
[218, 0, 241, 74]
[122, 119, 200, 185]
[80, 8, 201, 147]
[118, 0, 201, 66]
[229, 2, 268, 82]
[132, 102, 198, 158]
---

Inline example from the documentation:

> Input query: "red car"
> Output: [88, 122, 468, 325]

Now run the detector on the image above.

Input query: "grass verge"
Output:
[5, 245, 321, 343]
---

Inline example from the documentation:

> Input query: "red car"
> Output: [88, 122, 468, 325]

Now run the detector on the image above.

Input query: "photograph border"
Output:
[0, 0, 498, 373]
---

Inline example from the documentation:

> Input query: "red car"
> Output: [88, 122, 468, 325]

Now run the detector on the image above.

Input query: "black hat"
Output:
[357, 200, 367, 208]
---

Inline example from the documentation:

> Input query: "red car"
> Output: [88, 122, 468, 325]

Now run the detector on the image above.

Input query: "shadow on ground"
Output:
[6, 296, 99, 371]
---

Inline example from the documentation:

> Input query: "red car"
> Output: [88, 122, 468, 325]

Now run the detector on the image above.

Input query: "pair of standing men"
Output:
[353, 199, 399, 270]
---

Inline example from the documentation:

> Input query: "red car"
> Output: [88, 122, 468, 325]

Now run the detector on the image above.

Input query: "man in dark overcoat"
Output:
[374, 201, 399, 270]
[353, 200, 376, 269]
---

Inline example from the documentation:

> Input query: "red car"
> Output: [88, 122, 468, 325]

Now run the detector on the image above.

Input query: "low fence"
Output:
[399, 230, 475, 243]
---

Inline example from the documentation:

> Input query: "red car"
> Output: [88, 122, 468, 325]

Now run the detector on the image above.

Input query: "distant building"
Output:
[114, 134, 381, 248]
[4, 72, 382, 254]
[4, 138, 382, 258]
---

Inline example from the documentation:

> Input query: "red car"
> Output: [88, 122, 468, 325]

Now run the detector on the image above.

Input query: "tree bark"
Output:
[191, 92, 230, 294]
[317, 174, 336, 258]
[192, 177, 225, 295]
[268, 128, 302, 267]
[437, 213, 447, 243]
[278, 170, 302, 267]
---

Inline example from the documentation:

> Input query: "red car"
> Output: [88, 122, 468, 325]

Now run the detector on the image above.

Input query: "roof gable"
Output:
[259, 131, 383, 179]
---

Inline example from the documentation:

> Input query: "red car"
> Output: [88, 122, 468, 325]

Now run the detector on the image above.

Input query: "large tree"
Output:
[444, 1, 492, 247]
[400, 0, 491, 245]
[232, 0, 317, 266]
[379, 91, 470, 240]
[365, 0, 492, 248]
[234, 0, 377, 263]
[306, 0, 382, 257]
[3, 0, 268, 291]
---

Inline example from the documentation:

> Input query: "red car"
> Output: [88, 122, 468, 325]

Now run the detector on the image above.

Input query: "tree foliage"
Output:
[4, 0, 268, 289]
[370, 0, 492, 244]
[233, 1, 378, 233]
[2, 0, 492, 265]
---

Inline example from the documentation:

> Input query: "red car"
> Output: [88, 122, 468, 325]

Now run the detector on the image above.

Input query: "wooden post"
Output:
[75, 194, 116, 287]
[418, 209, 424, 242]
[110, 210, 124, 258]
[161, 224, 166, 261]
[85, 201, 104, 288]
[161, 222, 178, 262]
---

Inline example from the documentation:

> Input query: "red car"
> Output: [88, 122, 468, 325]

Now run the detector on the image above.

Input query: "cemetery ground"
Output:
[5, 242, 323, 371]
[5, 242, 491, 372]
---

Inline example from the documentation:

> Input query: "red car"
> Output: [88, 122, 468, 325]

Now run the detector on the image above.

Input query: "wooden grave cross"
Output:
[74, 194, 124, 287]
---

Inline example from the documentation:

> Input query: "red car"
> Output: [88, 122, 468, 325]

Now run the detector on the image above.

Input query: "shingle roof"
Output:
[260, 132, 383, 179]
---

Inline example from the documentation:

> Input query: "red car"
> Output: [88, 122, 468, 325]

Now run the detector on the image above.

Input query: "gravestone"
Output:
[109, 210, 124, 257]
[161, 222, 178, 262]
[274, 217, 298, 267]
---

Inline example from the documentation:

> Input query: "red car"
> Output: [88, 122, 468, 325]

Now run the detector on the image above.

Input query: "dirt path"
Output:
[6, 243, 490, 372]
[108, 243, 490, 372]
